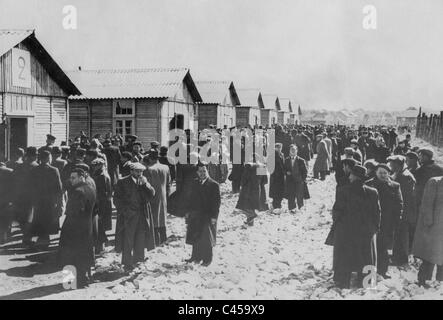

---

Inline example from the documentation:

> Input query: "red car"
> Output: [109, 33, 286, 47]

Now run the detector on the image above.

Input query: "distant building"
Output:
[278, 98, 292, 125]
[260, 95, 279, 127]
[67, 68, 202, 147]
[0, 29, 80, 161]
[396, 107, 418, 127]
[235, 89, 262, 128]
[195, 81, 239, 130]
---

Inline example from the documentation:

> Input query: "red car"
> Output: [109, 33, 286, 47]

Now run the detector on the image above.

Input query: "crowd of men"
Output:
[1, 122, 443, 291]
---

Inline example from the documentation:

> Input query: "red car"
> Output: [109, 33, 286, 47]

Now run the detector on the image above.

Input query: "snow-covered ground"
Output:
[1, 136, 443, 300]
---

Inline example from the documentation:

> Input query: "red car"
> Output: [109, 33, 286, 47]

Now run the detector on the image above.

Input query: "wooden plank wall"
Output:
[198, 104, 217, 130]
[136, 98, 160, 149]
[69, 100, 89, 139]
[34, 96, 51, 146]
[90, 100, 113, 137]
[236, 107, 250, 127]
[0, 43, 67, 97]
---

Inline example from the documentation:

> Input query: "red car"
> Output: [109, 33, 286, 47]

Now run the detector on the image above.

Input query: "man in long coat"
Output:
[412, 176, 443, 286]
[313, 134, 330, 180]
[13, 147, 38, 245]
[143, 150, 171, 245]
[414, 148, 443, 210]
[366, 164, 403, 278]
[0, 162, 14, 244]
[389, 156, 417, 266]
[185, 163, 221, 266]
[58, 167, 97, 288]
[90, 158, 112, 254]
[102, 139, 121, 190]
[332, 165, 380, 289]
[284, 144, 308, 212]
[114, 162, 156, 271]
[30, 150, 63, 248]
[269, 143, 286, 212]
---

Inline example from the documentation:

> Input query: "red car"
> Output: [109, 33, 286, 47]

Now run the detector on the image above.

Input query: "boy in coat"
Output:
[185, 162, 221, 266]
[284, 144, 308, 212]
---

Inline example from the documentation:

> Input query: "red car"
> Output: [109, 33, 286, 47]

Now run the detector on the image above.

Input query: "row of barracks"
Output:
[0, 29, 300, 160]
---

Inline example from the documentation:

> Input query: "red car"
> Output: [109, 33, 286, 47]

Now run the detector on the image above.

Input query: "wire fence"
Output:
[416, 108, 443, 147]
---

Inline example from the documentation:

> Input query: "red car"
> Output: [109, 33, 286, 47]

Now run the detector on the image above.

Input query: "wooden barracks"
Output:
[0, 29, 80, 160]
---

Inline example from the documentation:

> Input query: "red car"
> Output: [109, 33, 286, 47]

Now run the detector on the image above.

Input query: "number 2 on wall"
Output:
[18, 56, 26, 80]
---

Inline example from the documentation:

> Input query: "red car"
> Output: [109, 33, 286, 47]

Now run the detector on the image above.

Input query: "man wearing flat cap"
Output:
[121, 134, 138, 154]
[367, 163, 403, 279]
[114, 162, 156, 271]
[350, 139, 362, 164]
[405, 151, 419, 176]
[388, 155, 417, 266]
[330, 164, 380, 289]
[131, 142, 144, 162]
[61, 148, 88, 191]
[414, 148, 443, 212]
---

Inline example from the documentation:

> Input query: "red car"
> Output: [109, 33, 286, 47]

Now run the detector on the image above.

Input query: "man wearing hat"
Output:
[13, 146, 39, 246]
[58, 167, 97, 288]
[39, 134, 56, 153]
[388, 155, 417, 266]
[367, 164, 403, 279]
[114, 162, 156, 271]
[405, 151, 419, 176]
[414, 148, 443, 212]
[150, 141, 160, 152]
[330, 164, 380, 289]
[90, 158, 112, 254]
[143, 149, 171, 245]
[335, 158, 357, 187]
[61, 148, 87, 191]
[29, 150, 63, 248]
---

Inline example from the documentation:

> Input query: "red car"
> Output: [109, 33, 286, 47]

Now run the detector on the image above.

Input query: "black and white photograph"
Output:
[1, 0, 443, 303]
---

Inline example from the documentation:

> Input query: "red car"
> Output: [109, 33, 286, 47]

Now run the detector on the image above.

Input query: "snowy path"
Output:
[1, 136, 443, 300]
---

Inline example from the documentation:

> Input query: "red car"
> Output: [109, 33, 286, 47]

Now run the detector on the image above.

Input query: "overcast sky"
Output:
[1, 0, 443, 111]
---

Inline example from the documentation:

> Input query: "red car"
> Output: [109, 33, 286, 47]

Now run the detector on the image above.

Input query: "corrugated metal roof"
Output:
[67, 68, 201, 101]
[195, 81, 239, 105]
[0, 29, 34, 57]
[262, 94, 279, 110]
[236, 89, 261, 107]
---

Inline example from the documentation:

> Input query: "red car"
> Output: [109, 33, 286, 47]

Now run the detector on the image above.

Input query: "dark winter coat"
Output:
[114, 176, 156, 252]
[92, 169, 113, 231]
[58, 181, 97, 270]
[30, 163, 63, 236]
[366, 178, 403, 249]
[186, 177, 221, 246]
[269, 150, 286, 199]
[332, 181, 380, 274]
[236, 163, 268, 211]
[414, 160, 443, 209]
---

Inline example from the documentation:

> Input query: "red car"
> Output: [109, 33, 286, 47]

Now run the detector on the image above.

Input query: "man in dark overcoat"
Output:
[13, 146, 38, 246]
[414, 148, 443, 210]
[293, 130, 311, 162]
[0, 162, 14, 244]
[102, 139, 121, 190]
[90, 158, 112, 254]
[185, 163, 221, 266]
[332, 165, 380, 289]
[269, 143, 285, 211]
[114, 162, 156, 271]
[389, 155, 417, 266]
[284, 144, 308, 212]
[58, 168, 97, 288]
[366, 164, 403, 278]
[29, 150, 63, 248]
